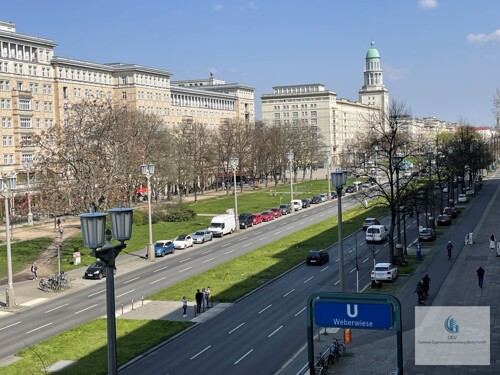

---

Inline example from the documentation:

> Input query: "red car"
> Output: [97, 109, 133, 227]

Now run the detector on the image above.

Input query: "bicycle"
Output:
[315, 352, 328, 372]
[38, 278, 50, 292]
[328, 337, 346, 364]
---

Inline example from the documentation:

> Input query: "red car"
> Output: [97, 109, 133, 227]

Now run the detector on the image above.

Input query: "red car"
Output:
[260, 211, 274, 222]
[270, 207, 282, 219]
[251, 213, 263, 225]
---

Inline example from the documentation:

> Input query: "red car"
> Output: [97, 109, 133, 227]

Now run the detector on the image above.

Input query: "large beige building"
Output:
[261, 42, 388, 165]
[0, 21, 255, 178]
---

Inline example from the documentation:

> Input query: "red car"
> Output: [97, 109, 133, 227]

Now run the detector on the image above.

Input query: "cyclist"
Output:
[414, 281, 425, 305]
[421, 274, 431, 297]
[446, 241, 453, 260]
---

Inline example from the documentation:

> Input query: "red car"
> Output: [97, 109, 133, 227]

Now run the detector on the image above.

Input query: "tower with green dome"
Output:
[358, 41, 389, 116]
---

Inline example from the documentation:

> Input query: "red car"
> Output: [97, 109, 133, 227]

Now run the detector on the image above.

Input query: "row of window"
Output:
[274, 119, 318, 126]
[1, 153, 33, 165]
[274, 111, 318, 119]
[273, 103, 318, 110]
[1, 45, 52, 62]
[0, 80, 53, 94]
[2, 135, 32, 146]
[2, 116, 54, 128]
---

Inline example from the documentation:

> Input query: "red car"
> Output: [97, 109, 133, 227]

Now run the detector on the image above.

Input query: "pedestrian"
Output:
[31, 263, 38, 280]
[489, 235, 495, 252]
[414, 281, 425, 305]
[421, 274, 431, 297]
[195, 289, 203, 314]
[182, 296, 188, 317]
[476, 266, 485, 289]
[59, 225, 64, 239]
[201, 288, 207, 311]
[56, 217, 61, 229]
[205, 286, 211, 309]
[446, 241, 453, 260]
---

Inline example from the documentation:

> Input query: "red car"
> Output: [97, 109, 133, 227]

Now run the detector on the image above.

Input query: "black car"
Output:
[238, 213, 254, 229]
[279, 204, 292, 215]
[436, 214, 452, 226]
[84, 261, 107, 279]
[330, 191, 338, 199]
[345, 185, 356, 193]
[306, 249, 330, 265]
[301, 198, 311, 208]
[311, 195, 322, 204]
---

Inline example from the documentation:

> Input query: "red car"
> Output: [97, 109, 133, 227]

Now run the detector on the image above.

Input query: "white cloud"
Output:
[247, 1, 258, 10]
[418, 0, 438, 9]
[383, 64, 408, 81]
[212, 3, 223, 12]
[467, 30, 500, 43]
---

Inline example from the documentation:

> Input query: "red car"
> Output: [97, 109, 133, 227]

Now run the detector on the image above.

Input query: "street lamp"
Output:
[23, 161, 33, 226]
[1, 174, 17, 308]
[426, 152, 434, 227]
[325, 149, 332, 199]
[80, 207, 133, 375]
[287, 151, 294, 212]
[141, 163, 155, 261]
[229, 157, 239, 232]
[392, 155, 403, 260]
[332, 169, 348, 292]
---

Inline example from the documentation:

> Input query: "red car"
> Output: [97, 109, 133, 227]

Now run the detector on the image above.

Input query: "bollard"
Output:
[121, 303, 124, 315]
[131, 299, 134, 310]
[416, 243, 422, 260]
[141, 294, 144, 306]
[468, 233, 473, 244]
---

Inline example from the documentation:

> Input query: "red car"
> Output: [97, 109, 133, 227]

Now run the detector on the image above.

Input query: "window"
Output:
[274, 113, 280, 120]
[0, 80, 10, 91]
[0, 99, 11, 109]
[311, 111, 317, 117]
[19, 99, 31, 110]
[2, 136, 13, 146]
[21, 135, 32, 145]
[42, 84, 52, 95]
[121, 76, 127, 85]
[20, 117, 32, 128]
[3, 154, 14, 165]
[122, 91, 127, 99]
[21, 154, 33, 164]
[17, 81, 23, 91]
[2, 117, 12, 128]
[44, 102, 52, 112]
[63, 86, 68, 99]
[292, 112, 298, 119]
[35, 118, 40, 128]
[44, 118, 53, 128]
[0, 62, 7, 72]
[34, 101, 40, 111]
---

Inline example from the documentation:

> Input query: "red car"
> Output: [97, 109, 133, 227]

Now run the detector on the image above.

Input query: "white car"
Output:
[173, 234, 194, 249]
[458, 194, 468, 203]
[465, 187, 475, 196]
[371, 263, 398, 282]
[365, 225, 389, 243]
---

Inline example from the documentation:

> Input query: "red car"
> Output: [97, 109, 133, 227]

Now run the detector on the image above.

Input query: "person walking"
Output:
[31, 263, 38, 280]
[195, 289, 203, 314]
[421, 274, 431, 297]
[201, 288, 207, 311]
[59, 224, 64, 239]
[414, 281, 425, 305]
[476, 266, 485, 289]
[205, 286, 211, 309]
[446, 241, 453, 260]
[182, 296, 188, 317]
[489, 235, 495, 252]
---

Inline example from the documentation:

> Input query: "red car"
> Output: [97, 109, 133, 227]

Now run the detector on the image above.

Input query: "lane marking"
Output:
[221, 243, 230, 248]
[190, 345, 212, 360]
[179, 258, 192, 263]
[295, 307, 306, 317]
[260, 236, 268, 240]
[151, 277, 167, 284]
[234, 349, 254, 365]
[153, 266, 168, 273]
[224, 249, 235, 254]
[268, 325, 283, 338]
[287, 226, 295, 230]
[321, 266, 329, 272]
[201, 250, 213, 254]
[88, 289, 105, 297]
[258, 304, 272, 314]
[203, 258, 215, 264]
[0, 321, 21, 331]
[304, 276, 314, 284]
[349, 267, 357, 274]
[335, 258, 340, 263]
[240, 236, 248, 240]
[179, 267, 192, 273]
[334, 280, 340, 286]
[283, 289, 295, 297]
[116, 289, 135, 298]
[75, 304, 98, 315]
[275, 231, 282, 234]
[45, 303, 69, 313]
[362, 258, 370, 263]
[26, 322, 52, 334]
[124, 277, 140, 284]
[228, 322, 245, 334]
[242, 243, 252, 247]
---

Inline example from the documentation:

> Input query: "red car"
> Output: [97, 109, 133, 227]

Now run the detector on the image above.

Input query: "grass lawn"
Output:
[0, 238, 54, 280]
[0, 319, 193, 375]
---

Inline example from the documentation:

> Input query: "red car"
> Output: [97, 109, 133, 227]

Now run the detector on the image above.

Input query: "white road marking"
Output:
[221, 243, 231, 248]
[203, 257, 215, 263]
[228, 322, 245, 334]
[224, 249, 235, 254]
[295, 307, 306, 317]
[201, 250, 213, 254]
[190, 345, 212, 360]
[362, 257, 370, 263]
[153, 266, 168, 273]
[260, 236, 268, 240]
[349, 268, 357, 274]
[74, 304, 98, 315]
[242, 243, 252, 247]
[275, 231, 282, 234]
[26, 322, 52, 334]
[258, 304, 272, 314]
[304, 276, 314, 284]
[179, 267, 192, 273]
[375, 249, 381, 254]
[116, 289, 135, 298]
[321, 266, 329, 272]
[240, 236, 248, 240]
[268, 325, 283, 338]
[179, 258, 191, 263]
[88, 289, 105, 297]
[287, 226, 295, 230]
[0, 321, 21, 331]
[283, 289, 295, 297]
[234, 349, 254, 365]
[335, 258, 340, 263]
[124, 277, 140, 284]
[151, 277, 167, 284]
[334, 280, 340, 286]
[45, 303, 69, 313]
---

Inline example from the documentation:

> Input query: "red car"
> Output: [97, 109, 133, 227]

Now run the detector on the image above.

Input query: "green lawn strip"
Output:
[0, 238, 53, 279]
[149, 202, 387, 303]
[1, 319, 193, 375]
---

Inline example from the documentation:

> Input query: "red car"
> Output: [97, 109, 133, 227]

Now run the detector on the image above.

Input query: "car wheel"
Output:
[202, 239, 205, 244]
[98, 273, 103, 280]
[161, 251, 165, 257]
[172, 249, 175, 254]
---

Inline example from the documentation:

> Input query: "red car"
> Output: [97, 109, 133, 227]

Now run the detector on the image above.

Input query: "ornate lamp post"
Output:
[287, 151, 294, 212]
[229, 157, 239, 232]
[332, 170, 348, 291]
[426, 151, 434, 227]
[1, 174, 17, 308]
[23, 161, 33, 226]
[392, 155, 403, 260]
[80, 207, 133, 375]
[325, 149, 332, 199]
[141, 163, 155, 261]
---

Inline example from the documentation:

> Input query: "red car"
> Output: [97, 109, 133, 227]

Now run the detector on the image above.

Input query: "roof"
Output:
[366, 41, 380, 59]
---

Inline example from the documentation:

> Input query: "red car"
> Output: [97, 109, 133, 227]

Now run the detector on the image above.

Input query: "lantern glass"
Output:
[108, 207, 133, 242]
[80, 213, 107, 249]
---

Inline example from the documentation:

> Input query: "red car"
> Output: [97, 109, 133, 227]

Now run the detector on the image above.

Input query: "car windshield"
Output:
[176, 235, 187, 240]
[210, 223, 223, 228]
[367, 228, 379, 233]
[194, 231, 205, 236]
[308, 251, 320, 257]
[375, 266, 389, 271]
[89, 262, 101, 268]
[154, 241, 166, 246]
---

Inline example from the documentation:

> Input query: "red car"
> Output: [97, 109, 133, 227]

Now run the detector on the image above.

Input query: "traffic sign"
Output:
[314, 300, 393, 330]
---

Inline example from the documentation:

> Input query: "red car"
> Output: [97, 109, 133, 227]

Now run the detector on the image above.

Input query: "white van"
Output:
[366, 225, 389, 243]
[208, 214, 236, 237]
[292, 199, 303, 211]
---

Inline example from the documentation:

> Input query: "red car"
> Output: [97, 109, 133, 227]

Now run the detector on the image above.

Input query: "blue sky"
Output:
[3, 0, 500, 125]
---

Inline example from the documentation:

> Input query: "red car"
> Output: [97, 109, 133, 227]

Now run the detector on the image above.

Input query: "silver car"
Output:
[191, 230, 213, 244]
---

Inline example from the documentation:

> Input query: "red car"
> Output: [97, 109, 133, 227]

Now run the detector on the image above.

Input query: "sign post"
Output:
[307, 292, 403, 374]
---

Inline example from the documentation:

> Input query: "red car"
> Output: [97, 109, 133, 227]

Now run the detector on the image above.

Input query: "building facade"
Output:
[0, 21, 255, 178]
[261, 42, 388, 166]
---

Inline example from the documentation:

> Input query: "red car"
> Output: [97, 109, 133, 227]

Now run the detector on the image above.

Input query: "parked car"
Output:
[192, 230, 213, 244]
[173, 234, 194, 249]
[443, 206, 458, 218]
[260, 211, 274, 222]
[363, 217, 381, 231]
[84, 261, 107, 279]
[465, 187, 475, 196]
[208, 214, 236, 237]
[371, 262, 398, 282]
[239, 213, 254, 229]
[345, 185, 356, 193]
[436, 214, 452, 226]
[361, 181, 372, 189]
[365, 225, 389, 243]
[311, 195, 322, 204]
[418, 228, 436, 242]
[251, 213, 263, 225]
[292, 199, 303, 211]
[442, 187, 449, 193]
[330, 191, 338, 199]
[306, 249, 330, 265]
[278, 204, 292, 215]
[301, 198, 311, 208]
[153, 240, 175, 256]
[319, 194, 327, 202]
[270, 208, 282, 219]
[458, 194, 468, 203]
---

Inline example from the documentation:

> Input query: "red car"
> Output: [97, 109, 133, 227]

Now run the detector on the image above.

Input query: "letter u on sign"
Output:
[346, 304, 358, 318]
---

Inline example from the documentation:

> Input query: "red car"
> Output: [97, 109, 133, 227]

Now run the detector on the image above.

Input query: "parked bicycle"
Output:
[315, 352, 328, 373]
[48, 271, 70, 291]
[38, 278, 50, 292]
[327, 337, 347, 364]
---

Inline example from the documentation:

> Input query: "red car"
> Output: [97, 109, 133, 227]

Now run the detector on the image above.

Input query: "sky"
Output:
[3, 0, 500, 126]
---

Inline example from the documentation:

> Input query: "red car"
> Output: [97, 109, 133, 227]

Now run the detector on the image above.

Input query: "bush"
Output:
[153, 203, 197, 223]
[133, 210, 145, 226]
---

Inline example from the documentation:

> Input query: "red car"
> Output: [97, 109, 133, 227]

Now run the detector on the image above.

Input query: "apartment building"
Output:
[261, 42, 387, 166]
[0, 21, 255, 177]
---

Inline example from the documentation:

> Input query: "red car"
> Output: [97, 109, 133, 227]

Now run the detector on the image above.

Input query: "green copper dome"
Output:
[366, 41, 380, 59]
